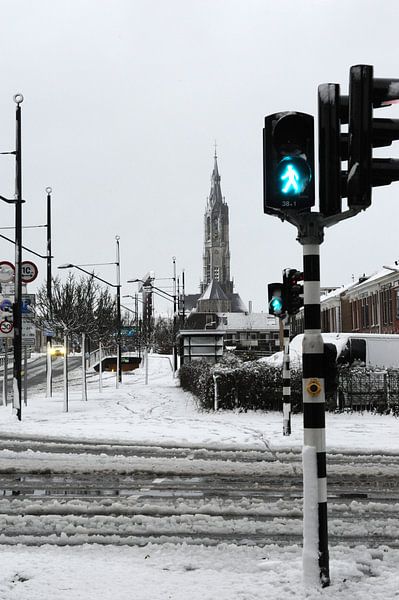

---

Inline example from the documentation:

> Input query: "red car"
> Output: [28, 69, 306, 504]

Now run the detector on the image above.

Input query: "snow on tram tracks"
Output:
[0, 445, 398, 548]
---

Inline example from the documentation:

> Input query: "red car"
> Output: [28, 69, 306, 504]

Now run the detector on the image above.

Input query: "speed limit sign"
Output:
[21, 261, 38, 284]
[0, 320, 13, 334]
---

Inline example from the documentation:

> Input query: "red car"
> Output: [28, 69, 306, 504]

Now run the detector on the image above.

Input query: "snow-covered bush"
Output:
[179, 360, 214, 409]
[179, 359, 303, 412]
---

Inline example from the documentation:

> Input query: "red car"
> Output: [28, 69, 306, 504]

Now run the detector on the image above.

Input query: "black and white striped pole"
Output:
[263, 106, 359, 588]
[282, 315, 291, 436]
[302, 240, 329, 587]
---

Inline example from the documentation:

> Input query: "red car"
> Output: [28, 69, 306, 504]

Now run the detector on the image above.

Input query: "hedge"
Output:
[179, 358, 399, 415]
[179, 357, 303, 412]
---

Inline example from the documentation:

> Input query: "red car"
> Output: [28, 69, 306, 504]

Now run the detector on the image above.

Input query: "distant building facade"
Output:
[291, 266, 399, 336]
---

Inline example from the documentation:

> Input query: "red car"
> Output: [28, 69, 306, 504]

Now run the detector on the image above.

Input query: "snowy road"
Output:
[0, 444, 398, 548]
[0, 355, 399, 597]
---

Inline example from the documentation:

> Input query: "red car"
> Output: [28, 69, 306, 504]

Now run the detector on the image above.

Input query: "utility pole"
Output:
[115, 236, 122, 385]
[46, 186, 53, 398]
[172, 256, 177, 373]
[13, 94, 24, 422]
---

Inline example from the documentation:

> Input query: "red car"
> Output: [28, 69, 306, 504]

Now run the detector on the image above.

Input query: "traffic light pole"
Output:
[282, 316, 291, 436]
[301, 236, 329, 588]
[263, 62, 399, 589]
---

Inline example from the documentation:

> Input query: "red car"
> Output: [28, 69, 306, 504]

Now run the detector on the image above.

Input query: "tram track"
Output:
[0, 461, 397, 548]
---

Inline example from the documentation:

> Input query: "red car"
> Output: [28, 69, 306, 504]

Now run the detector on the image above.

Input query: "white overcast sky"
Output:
[0, 0, 399, 314]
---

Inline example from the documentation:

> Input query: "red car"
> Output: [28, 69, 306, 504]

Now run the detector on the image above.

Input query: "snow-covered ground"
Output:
[1, 543, 398, 600]
[1, 354, 398, 453]
[0, 354, 398, 599]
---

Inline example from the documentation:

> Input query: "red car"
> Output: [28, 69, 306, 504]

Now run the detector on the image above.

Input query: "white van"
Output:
[262, 332, 399, 370]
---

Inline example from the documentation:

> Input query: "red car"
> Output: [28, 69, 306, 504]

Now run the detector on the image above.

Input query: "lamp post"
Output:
[13, 94, 23, 421]
[0, 95, 26, 419]
[46, 187, 53, 397]
[127, 276, 178, 373]
[58, 246, 122, 387]
[115, 236, 122, 384]
[172, 257, 177, 372]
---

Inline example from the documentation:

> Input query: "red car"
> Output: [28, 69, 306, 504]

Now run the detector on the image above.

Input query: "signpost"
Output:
[0, 320, 13, 335]
[21, 261, 38, 284]
[0, 261, 15, 284]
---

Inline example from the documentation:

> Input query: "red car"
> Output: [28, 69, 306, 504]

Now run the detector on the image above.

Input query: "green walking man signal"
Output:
[263, 112, 315, 214]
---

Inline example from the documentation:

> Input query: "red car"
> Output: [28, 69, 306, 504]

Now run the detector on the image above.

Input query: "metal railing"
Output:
[87, 345, 118, 368]
[338, 367, 399, 411]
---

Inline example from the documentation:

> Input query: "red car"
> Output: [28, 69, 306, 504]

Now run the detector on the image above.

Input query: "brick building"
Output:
[292, 265, 399, 336]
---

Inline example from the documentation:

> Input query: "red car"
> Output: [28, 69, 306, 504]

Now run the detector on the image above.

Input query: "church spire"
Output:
[209, 147, 222, 206]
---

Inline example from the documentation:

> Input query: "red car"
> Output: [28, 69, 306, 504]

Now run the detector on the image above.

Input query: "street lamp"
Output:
[127, 275, 179, 372]
[0, 93, 24, 420]
[58, 241, 122, 385]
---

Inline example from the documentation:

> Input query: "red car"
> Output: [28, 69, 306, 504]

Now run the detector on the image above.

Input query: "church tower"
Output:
[201, 153, 234, 295]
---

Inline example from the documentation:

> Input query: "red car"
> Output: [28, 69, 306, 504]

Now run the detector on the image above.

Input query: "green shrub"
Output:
[179, 359, 303, 412]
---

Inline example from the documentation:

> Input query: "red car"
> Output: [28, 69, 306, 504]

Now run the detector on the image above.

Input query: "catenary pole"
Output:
[13, 94, 24, 421]
[3, 340, 9, 405]
[63, 332, 69, 412]
[81, 332, 87, 401]
[115, 236, 122, 385]
[46, 187, 53, 397]
[172, 256, 177, 374]
[99, 341, 103, 392]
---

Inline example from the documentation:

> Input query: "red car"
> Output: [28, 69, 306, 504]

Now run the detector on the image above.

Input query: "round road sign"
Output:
[21, 261, 38, 283]
[0, 261, 15, 284]
[0, 298, 13, 314]
[0, 320, 13, 334]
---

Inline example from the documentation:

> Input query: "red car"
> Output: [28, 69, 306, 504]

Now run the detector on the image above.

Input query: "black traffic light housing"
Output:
[268, 282, 286, 317]
[283, 268, 304, 315]
[263, 112, 315, 214]
[318, 83, 349, 217]
[348, 64, 399, 209]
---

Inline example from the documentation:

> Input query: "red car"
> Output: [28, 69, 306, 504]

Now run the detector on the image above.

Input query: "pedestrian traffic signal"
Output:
[348, 64, 399, 209]
[263, 112, 315, 213]
[268, 282, 285, 316]
[283, 268, 304, 315]
[318, 83, 349, 217]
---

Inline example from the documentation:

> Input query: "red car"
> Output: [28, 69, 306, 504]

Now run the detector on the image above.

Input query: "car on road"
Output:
[50, 344, 65, 357]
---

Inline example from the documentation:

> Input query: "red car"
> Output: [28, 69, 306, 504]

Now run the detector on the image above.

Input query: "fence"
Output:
[338, 367, 399, 412]
[87, 345, 118, 369]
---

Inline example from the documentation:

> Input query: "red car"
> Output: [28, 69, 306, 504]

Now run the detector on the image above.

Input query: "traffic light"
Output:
[283, 268, 304, 315]
[268, 282, 285, 317]
[263, 112, 315, 213]
[348, 64, 399, 209]
[318, 83, 349, 217]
